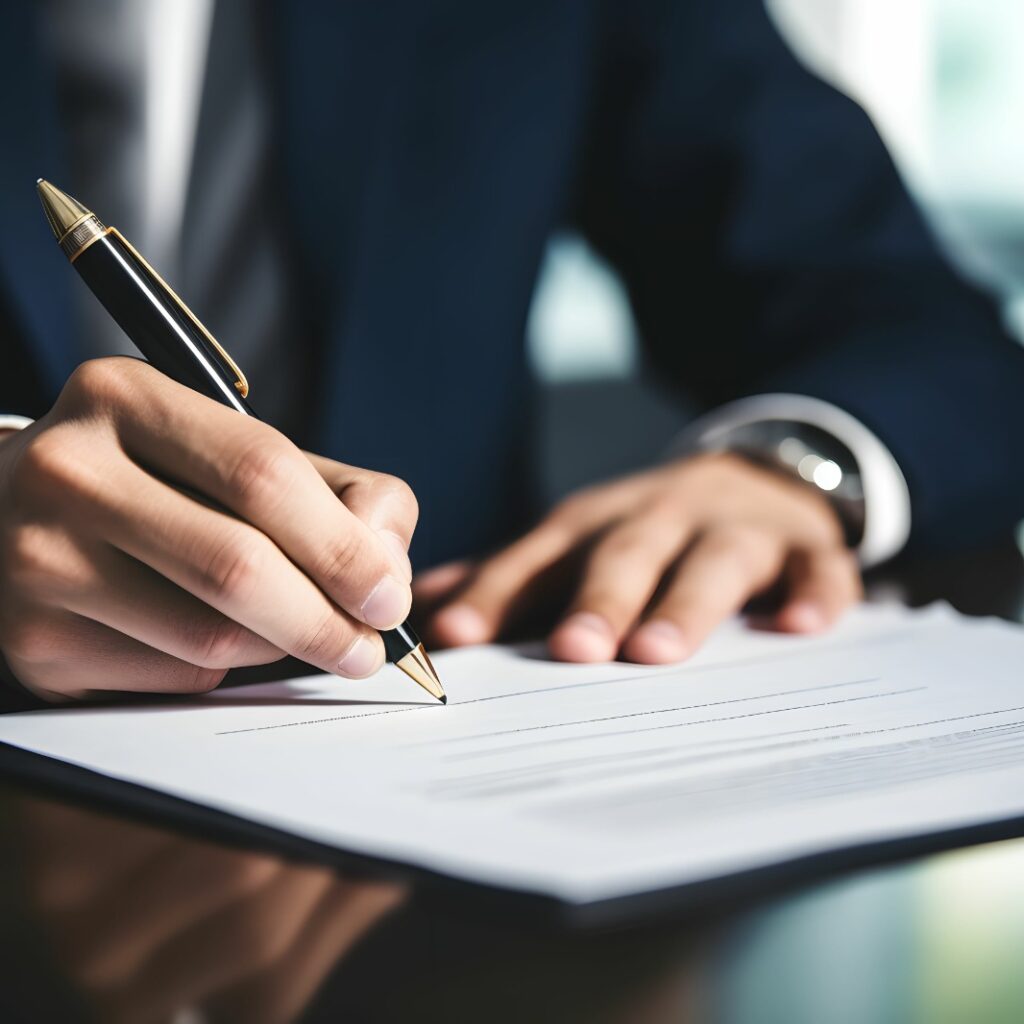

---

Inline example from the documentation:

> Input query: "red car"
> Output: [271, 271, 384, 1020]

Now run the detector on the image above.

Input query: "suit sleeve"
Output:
[571, 0, 1024, 552]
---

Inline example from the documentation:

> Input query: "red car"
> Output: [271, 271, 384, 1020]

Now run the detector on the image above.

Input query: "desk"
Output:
[1, 542, 1022, 1023]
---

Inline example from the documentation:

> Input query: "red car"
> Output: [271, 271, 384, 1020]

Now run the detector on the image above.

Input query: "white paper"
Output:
[2, 603, 1023, 905]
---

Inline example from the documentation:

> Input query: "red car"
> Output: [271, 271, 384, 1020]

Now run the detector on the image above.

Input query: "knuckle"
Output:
[648, 494, 687, 523]
[199, 532, 267, 605]
[11, 431, 90, 500]
[293, 611, 344, 664]
[712, 525, 777, 575]
[62, 358, 133, 409]
[723, 523, 771, 555]
[374, 473, 419, 526]
[592, 525, 651, 564]
[225, 435, 299, 515]
[313, 532, 371, 594]
[179, 665, 226, 695]
[2, 528, 94, 602]
[194, 617, 251, 668]
[2, 525, 53, 585]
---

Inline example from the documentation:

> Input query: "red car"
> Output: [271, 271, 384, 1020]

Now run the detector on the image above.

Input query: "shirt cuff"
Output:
[0, 415, 34, 433]
[679, 394, 911, 567]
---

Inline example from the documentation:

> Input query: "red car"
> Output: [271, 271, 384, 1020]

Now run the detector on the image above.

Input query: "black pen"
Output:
[36, 179, 445, 704]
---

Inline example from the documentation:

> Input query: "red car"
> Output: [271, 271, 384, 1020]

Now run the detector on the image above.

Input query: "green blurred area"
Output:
[930, 0, 1024, 339]
[529, 0, 1024, 387]
[708, 837, 1024, 1024]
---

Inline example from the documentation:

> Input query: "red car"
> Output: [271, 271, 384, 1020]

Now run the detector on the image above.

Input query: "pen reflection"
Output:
[4, 791, 404, 1024]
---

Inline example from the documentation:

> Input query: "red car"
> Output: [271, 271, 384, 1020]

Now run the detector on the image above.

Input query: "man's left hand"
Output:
[416, 453, 862, 664]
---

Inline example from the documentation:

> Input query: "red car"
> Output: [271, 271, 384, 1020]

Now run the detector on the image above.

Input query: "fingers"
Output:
[3, 610, 229, 700]
[775, 548, 862, 633]
[90, 459, 386, 679]
[70, 549, 285, 669]
[306, 453, 416, 582]
[411, 561, 475, 623]
[413, 561, 474, 602]
[429, 521, 580, 646]
[548, 507, 692, 662]
[425, 484, 632, 647]
[2, 360, 403, 691]
[620, 526, 787, 664]
[14, 528, 282, 669]
[108, 362, 413, 629]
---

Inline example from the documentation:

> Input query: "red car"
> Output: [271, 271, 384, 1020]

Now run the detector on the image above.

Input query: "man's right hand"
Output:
[0, 358, 418, 702]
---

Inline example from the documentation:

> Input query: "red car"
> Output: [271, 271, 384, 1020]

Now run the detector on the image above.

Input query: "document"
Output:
[1, 603, 1023, 908]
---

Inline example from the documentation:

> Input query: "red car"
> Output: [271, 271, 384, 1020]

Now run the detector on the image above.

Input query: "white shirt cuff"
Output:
[679, 394, 911, 567]
[0, 415, 34, 433]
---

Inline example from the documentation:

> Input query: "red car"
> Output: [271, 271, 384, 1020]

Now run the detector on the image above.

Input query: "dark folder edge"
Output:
[3, 738, 1023, 930]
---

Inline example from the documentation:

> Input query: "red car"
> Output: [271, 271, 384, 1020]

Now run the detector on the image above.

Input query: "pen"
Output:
[36, 179, 446, 704]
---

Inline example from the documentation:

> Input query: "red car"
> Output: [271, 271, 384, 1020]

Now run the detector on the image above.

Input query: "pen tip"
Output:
[36, 177, 44, 185]
[394, 643, 446, 703]
[440, 695, 447, 705]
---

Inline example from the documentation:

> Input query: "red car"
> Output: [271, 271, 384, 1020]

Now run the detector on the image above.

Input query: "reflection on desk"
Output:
[1, 793, 403, 1023]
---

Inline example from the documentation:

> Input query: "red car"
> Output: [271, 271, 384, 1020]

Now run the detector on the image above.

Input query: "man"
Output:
[1, 1, 1022, 704]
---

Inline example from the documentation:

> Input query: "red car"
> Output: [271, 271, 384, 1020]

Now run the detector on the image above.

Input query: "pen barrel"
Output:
[381, 624, 420, 662]
[73, 234, 256, 417]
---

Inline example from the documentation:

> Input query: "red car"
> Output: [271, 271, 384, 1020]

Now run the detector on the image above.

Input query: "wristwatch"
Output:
[694, 420, 866, 547]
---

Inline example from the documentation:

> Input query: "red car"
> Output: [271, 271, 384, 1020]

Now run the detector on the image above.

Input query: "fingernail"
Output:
[557, 612, 616, 661]
[787, 602, 825, 632]
[434, 604, 489, 644]
[379, 530, 413, 582]
[337, 636, 380, 678]
[631, 620, 689, 662]
[361, 575, 410, 629]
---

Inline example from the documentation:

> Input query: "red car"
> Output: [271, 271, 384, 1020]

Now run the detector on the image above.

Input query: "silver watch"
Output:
[695, 420, 865, 546]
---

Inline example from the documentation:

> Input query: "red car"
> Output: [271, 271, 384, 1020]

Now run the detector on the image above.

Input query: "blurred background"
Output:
[530, 0, 1024, 543]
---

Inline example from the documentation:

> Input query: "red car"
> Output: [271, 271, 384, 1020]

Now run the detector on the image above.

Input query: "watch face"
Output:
[709, 422, 865, 546]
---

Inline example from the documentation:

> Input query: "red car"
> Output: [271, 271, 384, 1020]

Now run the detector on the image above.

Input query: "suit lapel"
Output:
[0, 3, 74, 393]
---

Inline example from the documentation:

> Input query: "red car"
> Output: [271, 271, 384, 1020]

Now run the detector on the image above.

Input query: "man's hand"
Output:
[418, 453, 861, 663]
[0, 358, 418, 701]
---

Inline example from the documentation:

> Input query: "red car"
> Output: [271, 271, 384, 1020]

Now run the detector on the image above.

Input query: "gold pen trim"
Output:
[38, 179, 249, 400]
[57, 211, 98, 247]
[65, 220, 111, 263]
[106, 229, 250, 399]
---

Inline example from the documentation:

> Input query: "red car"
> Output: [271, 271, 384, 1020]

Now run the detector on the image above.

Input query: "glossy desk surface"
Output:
[1, 543, 1022, 1024]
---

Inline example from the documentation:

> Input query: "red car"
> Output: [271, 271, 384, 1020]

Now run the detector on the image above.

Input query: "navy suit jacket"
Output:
[2, 0, 1023, 566]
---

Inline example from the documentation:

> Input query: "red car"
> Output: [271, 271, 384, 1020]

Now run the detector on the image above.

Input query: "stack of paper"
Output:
[2, 604, 1023, 910]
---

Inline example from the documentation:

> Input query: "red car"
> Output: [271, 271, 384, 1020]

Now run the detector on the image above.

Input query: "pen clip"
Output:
[108, 227, 250, 399]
